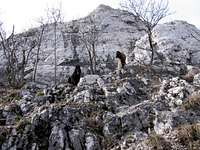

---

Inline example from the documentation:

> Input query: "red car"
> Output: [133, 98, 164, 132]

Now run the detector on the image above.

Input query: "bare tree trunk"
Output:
[87, 49, 94, 74]
[54, 22, 57, 85]
[148, 31, 154, 65]
[33, 27, 45, 82]
[92, 44, 96, 73]
[121, 0, 170, 66]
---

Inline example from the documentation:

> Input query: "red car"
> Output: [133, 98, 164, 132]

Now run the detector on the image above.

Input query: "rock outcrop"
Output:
[1, 4, 200, 150]
[131, 20, 200, 72]
[1, 63, 200, 149]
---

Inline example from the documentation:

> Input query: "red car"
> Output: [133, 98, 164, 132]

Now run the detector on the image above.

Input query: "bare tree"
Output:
[60, 20, 80, 64]
[190, 28, 200, 42]
[47, 6, 63, 85]
[69, 20, 80, 60]
[0, 26, 37, 88]
[32, 17, 47, 82]
[121, 0, 170, 64]
[80, 16, 102, 74]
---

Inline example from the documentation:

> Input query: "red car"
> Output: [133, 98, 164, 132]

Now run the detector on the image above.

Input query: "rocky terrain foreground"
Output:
[1, 4, 200, 150]
[1, 64, 200, 150]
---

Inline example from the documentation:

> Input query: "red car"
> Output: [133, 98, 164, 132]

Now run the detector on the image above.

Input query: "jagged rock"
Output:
[18, 99, 34, 114]
[181, 66, 200, 82]
[131, 21, 200, 72]
[154, 110, 173, 135]
[117, 82, 136, 95]
[0, 109, 6, 126]
[32, 110, 51, 149]
[103, 112, 121, 137]
[1, 120, 34, 150]
[193, 73, 200, 87]
[74, 90, 93, 102]
[20, 90, 33, 101]
[157, 77, 194, 108]
[2, 103, 22, 125]
[69, 129, 85, 150]
[85, 132, 101, 150]
[117, 132, 148, 150]
[78, 75, 101, 87]
[1, 128, 18, 150]
[117, 101, 155, 133]
[33, 96, 49, 106]
[48, 124, 70, 150]
[23, 82, 48, 91]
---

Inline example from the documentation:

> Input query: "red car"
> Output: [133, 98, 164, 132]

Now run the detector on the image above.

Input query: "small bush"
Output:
[176, 123, 200, 149]
[36, 91, 44, 96]
[16, 118, 31, 134]
[0, 127, 8, 145]
[1, 89, 21, 101]
[183, 94, 200, 111]
[101, 137, 119, 150]
[147, 132, 172, 150]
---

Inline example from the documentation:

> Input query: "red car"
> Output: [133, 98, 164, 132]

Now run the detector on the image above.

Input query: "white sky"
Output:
[0, 0, 199, 33]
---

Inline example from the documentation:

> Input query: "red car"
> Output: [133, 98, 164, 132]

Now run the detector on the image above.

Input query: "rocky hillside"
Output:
[1, 5, 200, 84]
[1, 63, 200, 149]
[1, 4, 200, 150]
[0, 4, 146, 85]
[132, 20, 200, 68]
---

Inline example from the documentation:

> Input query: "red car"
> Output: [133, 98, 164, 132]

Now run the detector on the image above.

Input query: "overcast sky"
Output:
[0, 0, 199, 33]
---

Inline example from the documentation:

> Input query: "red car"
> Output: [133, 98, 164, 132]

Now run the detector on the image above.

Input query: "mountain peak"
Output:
[92, 4, 114, 14]
[96, 4, 113, 10]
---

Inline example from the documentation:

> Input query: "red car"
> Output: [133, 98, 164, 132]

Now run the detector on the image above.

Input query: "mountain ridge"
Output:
[0, 4, 200, 84]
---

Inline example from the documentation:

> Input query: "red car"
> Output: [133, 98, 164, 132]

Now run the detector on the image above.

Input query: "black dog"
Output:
[116, 51, 126, 68]
[68, 65, 81, 86]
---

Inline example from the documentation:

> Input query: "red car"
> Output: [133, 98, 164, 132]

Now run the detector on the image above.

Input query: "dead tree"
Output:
[190, 28, 200, 42]
[0, 26, 37, 88]
[121, 0, 170, 65]
[47, 7, 63, 85]
[32, 18, 47, 82]
[69, 21, 80, 60]
[80, 16, 102, 74]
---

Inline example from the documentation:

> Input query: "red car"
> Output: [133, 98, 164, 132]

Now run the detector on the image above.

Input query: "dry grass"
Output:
[16, 118, 31, 134]
[176, 123, 200, 150]
[0, 127, 9, 145]
[182, 94, 200, 111]
[147, 132, 172, 150]
[0, 88, 21, 103]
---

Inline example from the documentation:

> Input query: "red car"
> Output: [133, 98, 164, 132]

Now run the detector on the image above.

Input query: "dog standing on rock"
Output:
[116, 50, 126, 75]
[68, 65, 81, 86]
[181, 66, 200, 82]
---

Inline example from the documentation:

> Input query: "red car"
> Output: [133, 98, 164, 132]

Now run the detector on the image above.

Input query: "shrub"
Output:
[0, 127, 8, 145]
[16, 118, 31, 134]
[36, 91, 44, 96]
[1, 89, 21, 101]
[147, 132, 172, 150]
[183, 94, 200, 111]
[176, 123, 200, 149]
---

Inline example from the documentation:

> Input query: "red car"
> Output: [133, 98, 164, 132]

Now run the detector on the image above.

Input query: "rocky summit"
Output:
[1, 4, 200, 150]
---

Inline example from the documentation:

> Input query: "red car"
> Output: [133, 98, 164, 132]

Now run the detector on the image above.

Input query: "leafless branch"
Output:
[79, 16, 103, 74]
[121, 0, 170, 64]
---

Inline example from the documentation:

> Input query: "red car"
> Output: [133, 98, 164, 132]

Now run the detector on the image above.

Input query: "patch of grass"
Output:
[15, 115, 22, 122]
[0, 127, 9, 145]
[183, 94, 200, 111]
[16, 118, 31, 134]
[36, 91, 44, 96]
[176, 123, 200, 150]
[0, 89, 21, 101]
[84, 113, 104, 136]
[147, 132, 172, 150]
[101, 137, 119, 150]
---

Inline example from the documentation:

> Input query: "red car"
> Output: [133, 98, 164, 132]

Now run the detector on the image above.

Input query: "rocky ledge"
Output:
[1, 64, 200, 150]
